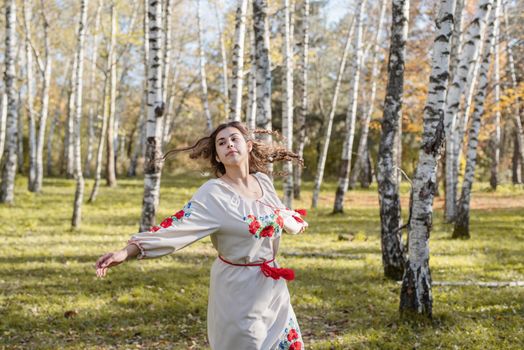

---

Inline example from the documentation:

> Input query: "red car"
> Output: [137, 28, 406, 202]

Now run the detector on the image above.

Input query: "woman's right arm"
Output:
[95, 243, 140, 278]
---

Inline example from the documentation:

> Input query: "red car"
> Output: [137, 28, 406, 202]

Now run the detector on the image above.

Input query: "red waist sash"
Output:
[218, 256, 295, 281]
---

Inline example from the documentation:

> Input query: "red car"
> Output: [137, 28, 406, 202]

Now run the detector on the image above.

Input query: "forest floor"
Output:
[1, 173, 523, 349]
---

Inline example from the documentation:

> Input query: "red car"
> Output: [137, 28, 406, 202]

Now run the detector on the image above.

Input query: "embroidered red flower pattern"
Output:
[160, 217, 173, 228]
[287, 329, 299, 342]
[260, 225, 274, 237]
[289, 341, 302, 350]
[174, 210, 185, 220]
[249, 220, 261, 235]
[150, 225, 161, 232]
[276, 215, 284, 228]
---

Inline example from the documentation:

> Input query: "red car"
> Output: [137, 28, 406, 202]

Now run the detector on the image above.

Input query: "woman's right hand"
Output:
[95, 250, 127, 278]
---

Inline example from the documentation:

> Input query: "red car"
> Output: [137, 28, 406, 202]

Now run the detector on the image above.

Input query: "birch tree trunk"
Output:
[66, 45, 78, 178]
[0, 93, 7, 164]
[161, 0, 172, 122]
[24, 0, 37, 190]
[230, 0, 248, 122]
[215, 1, 230, 121]
[33, 2, 52, 193]
[17, 89, 23, 174]
[88, 62, 110, 202]
[350, 0, 387, 190]
[444, 0, 493, 222]
[512, 132, 522, 184]
[489, 9, 501, 191]
[377, 0, 409, 281]
[246, 22, 257, 130]
[502, 2, 524, 171]
[311, 18, 355, 209]
[453, 2, 498, 239]
[84, 0, 103, 178]
[197, 0, 213, 133]
[253, 0, 272, 150]
[0, 0, 18, 204]
[140, 0, 164, 232]
[293, 0, 309, 200]
[71, 0, 89, 228]
[399, 0, 455, 317]
[333, 0, 367, 214]
[282, 0, 294, 208]
[106, 4, 117, 187]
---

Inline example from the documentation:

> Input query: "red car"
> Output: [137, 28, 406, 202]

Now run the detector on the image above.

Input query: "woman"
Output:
[95, 121, 308, 350]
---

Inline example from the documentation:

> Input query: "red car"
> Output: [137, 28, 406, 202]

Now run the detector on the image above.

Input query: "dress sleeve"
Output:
[256, 172, 309, 235]
[127, 186, 222, 259]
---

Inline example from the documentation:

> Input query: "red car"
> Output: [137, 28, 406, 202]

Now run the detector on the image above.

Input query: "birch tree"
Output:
[333, 0, 367, 214]
[453, 2, 499, 239]
[140, 0, 164, 232]
[65, 44, 78, 178]
[246, 22, 257, 130]
[399, 0, 455, 317]
[443, 0, 493, 222]
[253, 0, 272, 148]
[489, 8, 501, 190]
[0, 0, 18, 204]
[0, 93, 7, 164]
[71, 0, 89, 228]
[282, 0, 294, 208]
[85, 0, 104, 178]
[106, 4, 117, 187]
[377, 0, 408, 281]
[230, 0, 248, 122]
[502, 2, 524, 176]
[32, 0, 52, 193]
[24, 0, 37, 190]
[293, 0, 309, 200]
[197, 0, 213, 133]
[215, 1, 230, 121]
[311, 18, 355, 209]
[350, 0, 387, 190]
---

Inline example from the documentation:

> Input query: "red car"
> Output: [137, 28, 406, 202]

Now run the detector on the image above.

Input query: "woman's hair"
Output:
[162, 121, 303, 177]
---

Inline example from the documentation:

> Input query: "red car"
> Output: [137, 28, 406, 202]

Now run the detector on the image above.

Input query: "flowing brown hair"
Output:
[162, 121, 303, 177]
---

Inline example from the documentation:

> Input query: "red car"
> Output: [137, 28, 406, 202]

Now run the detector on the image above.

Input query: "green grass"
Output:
[1, 173, 523, 349]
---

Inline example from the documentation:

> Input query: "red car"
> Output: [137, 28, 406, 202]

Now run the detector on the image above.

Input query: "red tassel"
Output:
[260, 262, 295, 281]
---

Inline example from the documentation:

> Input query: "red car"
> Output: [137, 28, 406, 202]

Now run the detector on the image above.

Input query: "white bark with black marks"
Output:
[33, 1, 52, 193]
[0, 0, 18, 204]
[282, 0, 294, 208]
[399, 0, 455, 317]
[230, 0, 249, 122]
[106, 4, 117, 187]
[311, 18, 355, 209]
[246, 21, 257, 130]
[24, 0, 37, 191]
[444, 0, 492, 221]
[71, 0, 89, 228]
[197, 0, 213, 133]
[0, 93, 7, 164]
[489, 8, 501, 190]
[253, 0, 272, 147]
[215, 1, 230, 121]
[293, 0, 309, 200]
[140, 0, 164, 232]
[453, 1, 499, 239]
[333, 0, 367, 214]
[377, 0, 408, 281]
[85, 0, 104, 179]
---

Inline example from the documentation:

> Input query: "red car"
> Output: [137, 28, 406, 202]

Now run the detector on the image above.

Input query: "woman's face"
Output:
[215, 127, 252, 168]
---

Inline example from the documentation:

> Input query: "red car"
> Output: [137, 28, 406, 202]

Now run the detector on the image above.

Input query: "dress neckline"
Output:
[216, 172, 266, 202]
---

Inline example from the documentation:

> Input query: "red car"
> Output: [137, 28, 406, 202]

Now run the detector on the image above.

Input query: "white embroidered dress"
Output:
[128, 172, 307, 350]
